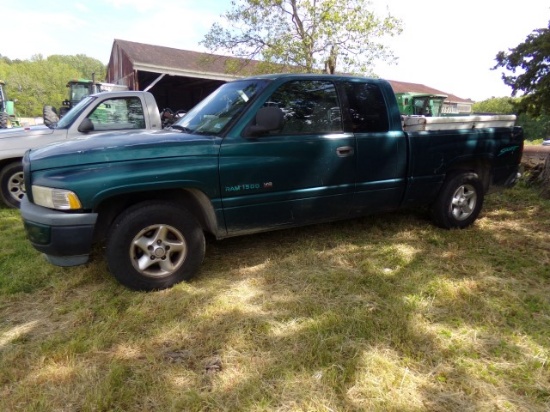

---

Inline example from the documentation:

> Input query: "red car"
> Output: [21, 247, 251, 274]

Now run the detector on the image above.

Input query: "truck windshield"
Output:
[55, 96, 97, 129]
[174, 79, 269, 135]
[71, 83, 91, 102]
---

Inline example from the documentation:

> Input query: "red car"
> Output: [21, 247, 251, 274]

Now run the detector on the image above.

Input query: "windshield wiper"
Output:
[170, 124, 193, 133]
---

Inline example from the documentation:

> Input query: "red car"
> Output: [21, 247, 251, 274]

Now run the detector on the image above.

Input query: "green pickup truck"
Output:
[20, 74, 524, 291]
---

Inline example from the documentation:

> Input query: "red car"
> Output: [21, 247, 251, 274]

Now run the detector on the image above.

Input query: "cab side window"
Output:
[265, 80, 342, 135]
[343, 82, 389, 133]
[88, 97, 146, 131]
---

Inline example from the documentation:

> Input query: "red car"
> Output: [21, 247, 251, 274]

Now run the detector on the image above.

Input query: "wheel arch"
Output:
[0, 157, 23, 172]
[93, 188, 220, 242]
[442, 157, 492, 192]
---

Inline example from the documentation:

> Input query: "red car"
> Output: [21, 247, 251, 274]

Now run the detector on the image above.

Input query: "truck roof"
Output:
[233, 73, 391, 83]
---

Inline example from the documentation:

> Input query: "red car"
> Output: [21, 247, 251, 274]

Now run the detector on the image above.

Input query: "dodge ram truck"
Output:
[20, 74, 524, 291]
[0, 90, 162, 208]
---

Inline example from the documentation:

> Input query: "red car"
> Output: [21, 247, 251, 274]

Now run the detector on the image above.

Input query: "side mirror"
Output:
[244, 106, 284, 137]
[78, 118, 94, 134]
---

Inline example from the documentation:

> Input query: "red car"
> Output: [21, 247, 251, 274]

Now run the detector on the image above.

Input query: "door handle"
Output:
[336, 146, 354, 157]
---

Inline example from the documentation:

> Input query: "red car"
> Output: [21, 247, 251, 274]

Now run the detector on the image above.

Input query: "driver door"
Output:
[218, 79, 356, 235]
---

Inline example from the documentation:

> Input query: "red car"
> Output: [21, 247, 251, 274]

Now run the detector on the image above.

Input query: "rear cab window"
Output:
[342, 82, 389, 133]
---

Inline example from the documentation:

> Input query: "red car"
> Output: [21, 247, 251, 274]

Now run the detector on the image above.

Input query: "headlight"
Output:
[32, 185, 82, 210]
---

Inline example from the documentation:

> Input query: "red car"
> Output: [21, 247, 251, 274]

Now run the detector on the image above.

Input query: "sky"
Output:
[1, 0, 549, 102]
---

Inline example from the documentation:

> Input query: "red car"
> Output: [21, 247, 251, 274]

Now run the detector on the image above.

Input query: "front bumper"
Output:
[20, 196, 98, 266]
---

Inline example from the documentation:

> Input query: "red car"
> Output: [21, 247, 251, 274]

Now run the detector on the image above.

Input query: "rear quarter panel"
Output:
[403, 127, 523, 207]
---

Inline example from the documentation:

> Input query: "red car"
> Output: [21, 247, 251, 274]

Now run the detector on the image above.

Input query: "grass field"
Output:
[0, 180, 549, 411]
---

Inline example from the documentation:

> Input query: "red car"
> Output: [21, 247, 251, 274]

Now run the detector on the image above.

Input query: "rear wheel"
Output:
[0, 112, 8, 129]
[43, 105, 59, 127]
[106, 201, 205, 291]
[0, 162, 25, 208]
[431, 172, 484, 229]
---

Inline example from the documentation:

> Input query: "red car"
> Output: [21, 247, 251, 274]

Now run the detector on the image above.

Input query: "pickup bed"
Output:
[20, 74, 524, 290]
[0, 91, 162, 208]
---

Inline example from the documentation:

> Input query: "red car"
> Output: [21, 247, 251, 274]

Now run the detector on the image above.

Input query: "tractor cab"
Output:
[60, 79, 128, 117]
[395, 92, 447, 117]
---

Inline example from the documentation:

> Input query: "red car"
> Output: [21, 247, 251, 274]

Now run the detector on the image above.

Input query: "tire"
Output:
[0, 162, 25, 208]
[431, 172, 484, 229]
[0, 112, 8, 129]
[43, 105, 59, 127]
[106, 201, 205, 291]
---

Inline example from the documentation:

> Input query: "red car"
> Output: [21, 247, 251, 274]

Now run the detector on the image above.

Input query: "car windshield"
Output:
[55, 96, 98, 129]
[173, 79, 269, 135]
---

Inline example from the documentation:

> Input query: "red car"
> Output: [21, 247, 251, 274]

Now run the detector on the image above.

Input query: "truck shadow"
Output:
[2, 191, 548, 411]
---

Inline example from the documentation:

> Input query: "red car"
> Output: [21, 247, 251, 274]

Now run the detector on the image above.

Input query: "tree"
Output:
[472, 97, 550, 142]
[46, 54, 106, 82]
[0, 54, 105, 117]
[493, 21, 550, 117]
[494, 22, 550, 196]
[472, 97, 515, 115]
[200, 0, 402, 75]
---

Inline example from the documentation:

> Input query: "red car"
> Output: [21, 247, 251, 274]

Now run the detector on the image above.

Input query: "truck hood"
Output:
[0, 125, 63, 158]
[28, 129, 219, 171]
[0, 125, 54, 139]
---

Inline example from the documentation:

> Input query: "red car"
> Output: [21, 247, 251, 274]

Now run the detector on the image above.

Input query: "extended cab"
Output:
[0, 91, 161, 208]
[20, 74, 524, 290]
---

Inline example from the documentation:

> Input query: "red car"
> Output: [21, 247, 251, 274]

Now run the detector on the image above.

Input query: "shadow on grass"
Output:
[1, 186, 549, 411]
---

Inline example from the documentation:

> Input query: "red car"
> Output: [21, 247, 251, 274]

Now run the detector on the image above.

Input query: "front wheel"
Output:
[431, 172, 484, 229]
[106, 201, 205, 291]
[0, 162, 25, 208]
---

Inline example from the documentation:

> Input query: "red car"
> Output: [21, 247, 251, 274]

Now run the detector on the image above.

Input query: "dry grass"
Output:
[1, 181, 549, 411]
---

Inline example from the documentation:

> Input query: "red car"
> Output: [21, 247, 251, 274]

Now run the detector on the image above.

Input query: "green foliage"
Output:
[201, 0, 403, 75]
[474, 96, 550, 140]
[1, 183, 550, 410]
[472, 97, 515, 114]
[493, 20, 550, 117]
[0, 54, 105, 117]
[519, 113, 550, 140]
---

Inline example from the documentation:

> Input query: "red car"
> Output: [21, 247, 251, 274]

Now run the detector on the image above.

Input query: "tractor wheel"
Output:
[43, 105, 59, 127]
[0, 112, 8, 129]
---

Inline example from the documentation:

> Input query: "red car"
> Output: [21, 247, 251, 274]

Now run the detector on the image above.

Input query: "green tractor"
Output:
[59, 78, 128, 117]
[395, 92, 447, 117]
[0, 80, 20, 128]
[43, 77, 129, 126]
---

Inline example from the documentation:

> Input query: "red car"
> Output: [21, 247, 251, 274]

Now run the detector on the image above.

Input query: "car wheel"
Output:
[431, 172, 484, 229]
[0, 162, 25, 208]
[106, 201, 205, 291]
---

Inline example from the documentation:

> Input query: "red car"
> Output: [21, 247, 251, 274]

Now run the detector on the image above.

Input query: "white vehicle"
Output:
[0, 91, 162, 208]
